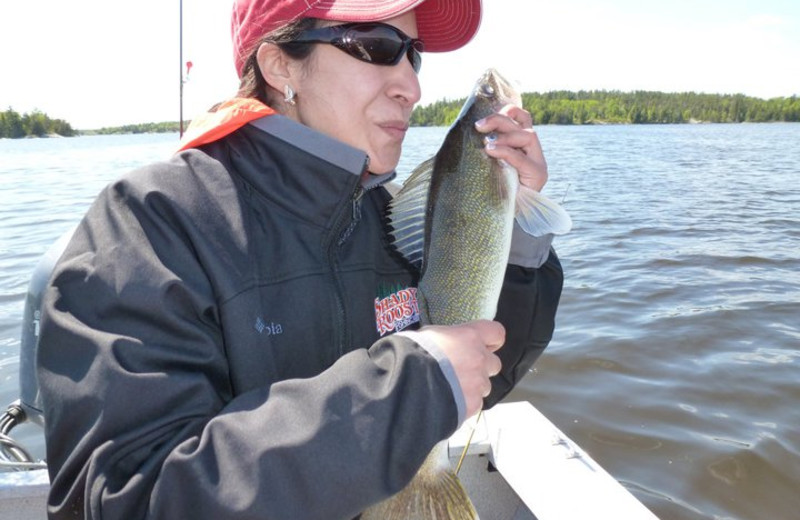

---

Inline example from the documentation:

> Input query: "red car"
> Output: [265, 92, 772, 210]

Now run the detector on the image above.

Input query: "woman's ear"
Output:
[256, 42, 291, 92]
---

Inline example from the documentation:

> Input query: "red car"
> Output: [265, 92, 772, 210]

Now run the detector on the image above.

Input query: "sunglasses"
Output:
[291, 22, 424, 73]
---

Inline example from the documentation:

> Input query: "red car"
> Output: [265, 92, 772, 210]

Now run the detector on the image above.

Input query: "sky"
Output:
[1, 0, 798, 130]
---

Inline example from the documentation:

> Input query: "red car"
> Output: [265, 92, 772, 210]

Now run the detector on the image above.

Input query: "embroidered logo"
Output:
[255, 317, 283, 336]
[375, 286, 420, 336]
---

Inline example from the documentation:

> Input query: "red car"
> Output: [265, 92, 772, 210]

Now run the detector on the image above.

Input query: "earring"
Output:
[284, 85, 296, 106]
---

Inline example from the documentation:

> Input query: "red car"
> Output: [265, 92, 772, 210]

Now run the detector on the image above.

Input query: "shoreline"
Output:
[3, 119, 797, 140]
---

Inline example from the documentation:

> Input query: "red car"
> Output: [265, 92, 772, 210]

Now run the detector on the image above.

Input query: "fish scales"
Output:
[420, 109, 518, 325]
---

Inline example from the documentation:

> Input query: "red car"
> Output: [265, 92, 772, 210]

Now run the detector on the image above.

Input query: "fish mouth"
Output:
[475, 68, 522, 108]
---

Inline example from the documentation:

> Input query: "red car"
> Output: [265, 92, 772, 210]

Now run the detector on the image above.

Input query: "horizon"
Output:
[6, 89, 796, 132]
[2, 0, 798, 129]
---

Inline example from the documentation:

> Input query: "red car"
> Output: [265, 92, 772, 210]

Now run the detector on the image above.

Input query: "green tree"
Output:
[23, 110, 48, 137]
[1, 108, 25, 138]
[0, 107, 76, 137]
[411, 91, 800, 126]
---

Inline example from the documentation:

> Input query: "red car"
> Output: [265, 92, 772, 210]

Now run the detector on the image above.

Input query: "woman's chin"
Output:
[367, 152, 402, 175]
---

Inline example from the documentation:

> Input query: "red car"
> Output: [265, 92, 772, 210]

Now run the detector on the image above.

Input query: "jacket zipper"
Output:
[326, 183, 366, 359]
[327, 164, 391, 359]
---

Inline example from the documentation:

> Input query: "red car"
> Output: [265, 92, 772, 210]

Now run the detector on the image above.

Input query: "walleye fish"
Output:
[361, 69, 571, 519]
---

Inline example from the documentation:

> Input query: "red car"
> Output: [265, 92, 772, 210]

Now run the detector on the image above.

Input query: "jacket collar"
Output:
[248, 116, 369, 180]
[177, 97, 275, 152]
[249, 115, 398, 190]
[184, 98, 396, 229]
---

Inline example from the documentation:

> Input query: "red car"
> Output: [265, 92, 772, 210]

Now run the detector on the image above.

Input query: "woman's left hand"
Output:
[474, 105, 548, 192]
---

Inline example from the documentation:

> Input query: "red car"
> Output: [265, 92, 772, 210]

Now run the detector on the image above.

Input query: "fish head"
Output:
[457, 69, 522, 125]
[475, 68, 522, 111]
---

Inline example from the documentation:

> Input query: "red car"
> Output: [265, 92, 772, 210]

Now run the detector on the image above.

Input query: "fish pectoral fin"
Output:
[515, 184, 573, 236]
[397, 156, 436, 193]
[386, 157, 436, 268]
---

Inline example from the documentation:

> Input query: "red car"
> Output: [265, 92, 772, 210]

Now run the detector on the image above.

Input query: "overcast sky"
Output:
[2, 0, 798, 129]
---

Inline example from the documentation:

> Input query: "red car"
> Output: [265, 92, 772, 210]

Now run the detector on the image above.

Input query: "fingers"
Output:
[475, 105, 548, 192]
[501, 104, 534, 128]
[467, 320, 504, 379]
[471, 319, 505, 352]
[476, 105, 532, 131]
[418, 320, 505, 418]
[482, 380, 492, 398]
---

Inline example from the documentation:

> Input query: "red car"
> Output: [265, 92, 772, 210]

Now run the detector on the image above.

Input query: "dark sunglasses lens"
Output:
[348, 25, 407, 64]
[408, 42, 423, 72]
[345, 25, 422, 71]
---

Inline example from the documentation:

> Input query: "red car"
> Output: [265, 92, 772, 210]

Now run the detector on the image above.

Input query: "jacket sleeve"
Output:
[484, 226, 564, 408]
[37, 177, 459, 520]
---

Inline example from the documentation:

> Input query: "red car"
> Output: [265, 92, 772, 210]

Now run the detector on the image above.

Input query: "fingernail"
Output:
[475, 118, 487, 128]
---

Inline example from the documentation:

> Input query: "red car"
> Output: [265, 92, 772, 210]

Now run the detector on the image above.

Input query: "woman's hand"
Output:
[475, 105, 548, 192]
[415, 320, 504, 419]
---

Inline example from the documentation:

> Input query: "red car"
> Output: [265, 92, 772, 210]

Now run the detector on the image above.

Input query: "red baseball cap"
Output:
[231, 0, 483, 76]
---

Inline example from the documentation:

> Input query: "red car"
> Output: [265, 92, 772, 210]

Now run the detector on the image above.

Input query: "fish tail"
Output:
[360, 465, 478, 520]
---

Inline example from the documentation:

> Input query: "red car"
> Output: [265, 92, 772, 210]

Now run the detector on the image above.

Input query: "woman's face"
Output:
[290, 11, 422, 174]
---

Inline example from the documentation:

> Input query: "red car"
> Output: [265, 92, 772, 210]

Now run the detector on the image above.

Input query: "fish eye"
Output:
[479, 84, 495, 98]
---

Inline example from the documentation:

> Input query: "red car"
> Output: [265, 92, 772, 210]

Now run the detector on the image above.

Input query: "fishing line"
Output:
[455, 408, 483, 475]
[561, 183, 571, 204]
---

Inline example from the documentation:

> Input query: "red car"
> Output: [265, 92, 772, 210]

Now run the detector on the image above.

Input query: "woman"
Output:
[37, 0, 563, 518]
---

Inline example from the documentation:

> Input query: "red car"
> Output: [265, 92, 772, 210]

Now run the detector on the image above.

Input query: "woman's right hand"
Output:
[415, 320, 505, 418]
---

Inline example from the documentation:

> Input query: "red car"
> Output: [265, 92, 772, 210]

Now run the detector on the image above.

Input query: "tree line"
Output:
[0, 108, 183, 138]
[411, 91, 800, 126]
[4, 91, 798, 138]
[89, 121, 183, 135]
[1, 108, 76, 138]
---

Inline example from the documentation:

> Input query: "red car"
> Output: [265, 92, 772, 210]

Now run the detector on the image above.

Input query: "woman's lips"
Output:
[379, 120, 409, 140]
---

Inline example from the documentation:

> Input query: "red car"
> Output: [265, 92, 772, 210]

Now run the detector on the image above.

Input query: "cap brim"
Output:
[305, 0, 481, 52]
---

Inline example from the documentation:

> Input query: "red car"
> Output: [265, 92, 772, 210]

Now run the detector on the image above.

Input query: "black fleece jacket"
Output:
[37, 115, 563, 519]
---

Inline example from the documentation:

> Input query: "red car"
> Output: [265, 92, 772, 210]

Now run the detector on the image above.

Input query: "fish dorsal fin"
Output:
[515, 184, 573, 236]
[386, 157, 436, 268]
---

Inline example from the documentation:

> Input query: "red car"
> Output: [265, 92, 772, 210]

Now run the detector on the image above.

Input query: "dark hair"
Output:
[236, 18, 319, 107]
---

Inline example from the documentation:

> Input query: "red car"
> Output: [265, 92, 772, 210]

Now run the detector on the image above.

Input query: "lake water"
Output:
[2, 123, 799, 519]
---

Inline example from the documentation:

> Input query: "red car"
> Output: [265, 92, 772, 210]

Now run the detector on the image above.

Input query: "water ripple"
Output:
[3, 125, 800, 519]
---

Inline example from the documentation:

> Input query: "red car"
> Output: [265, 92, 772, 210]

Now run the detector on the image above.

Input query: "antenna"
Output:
[179, 0, 184, 137]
